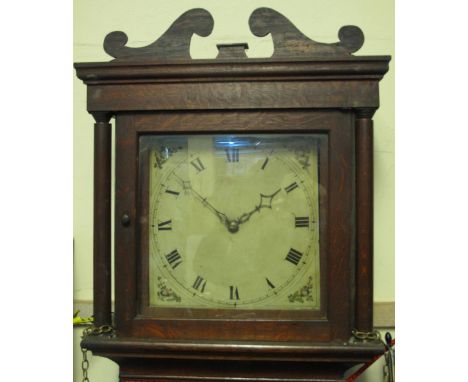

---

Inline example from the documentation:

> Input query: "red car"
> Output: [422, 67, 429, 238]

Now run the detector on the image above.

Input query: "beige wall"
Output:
[74, 1, 394, 380]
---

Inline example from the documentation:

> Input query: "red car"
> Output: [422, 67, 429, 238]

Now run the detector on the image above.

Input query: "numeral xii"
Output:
[225, 148, 239, 162]
[190, 157, 205, 173]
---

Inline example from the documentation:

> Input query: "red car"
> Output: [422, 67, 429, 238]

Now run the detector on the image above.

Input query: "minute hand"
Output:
[236, 189, 281, 225]
[190, 187, 229, 225]
[174, 175, 229, 226]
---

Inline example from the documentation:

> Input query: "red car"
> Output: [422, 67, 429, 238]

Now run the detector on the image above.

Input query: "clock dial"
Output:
[147, 134, 322, 310]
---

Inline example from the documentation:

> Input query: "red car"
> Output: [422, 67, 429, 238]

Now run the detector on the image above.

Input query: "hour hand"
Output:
[236, 189, 281, 225]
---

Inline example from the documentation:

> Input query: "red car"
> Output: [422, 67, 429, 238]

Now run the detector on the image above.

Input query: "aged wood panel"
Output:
[249, 8, 364, 58]
[104, 9, 214, 62]
[355, 112, 374, 331]
[75, 58, 390, 85]
[113, 110, 353, 343]
[87, 80, 379, 111]
[102, 6, 365, 63]
[92, 114, 112, 326]
[84, 335, 384, 362]
[115, 115, 138, 325]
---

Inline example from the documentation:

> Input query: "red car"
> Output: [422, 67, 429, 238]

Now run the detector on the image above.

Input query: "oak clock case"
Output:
[75, 6, 390, 382]
[117, 111, 349, 340]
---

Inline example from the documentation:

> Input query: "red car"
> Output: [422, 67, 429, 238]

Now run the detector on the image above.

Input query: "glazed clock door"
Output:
[115, 110, 354, 342]
[144, 133, 322, 311]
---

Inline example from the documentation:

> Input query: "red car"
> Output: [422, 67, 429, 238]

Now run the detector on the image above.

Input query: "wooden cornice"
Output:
[75, 57, 390, 85]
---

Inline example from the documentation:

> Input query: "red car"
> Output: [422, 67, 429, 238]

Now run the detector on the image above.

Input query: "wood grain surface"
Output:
[75, 7, 391, 381]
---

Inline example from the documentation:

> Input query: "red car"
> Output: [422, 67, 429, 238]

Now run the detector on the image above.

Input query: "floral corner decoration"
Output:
[157, 276, 182, 302]
[288, 276, 314, 303]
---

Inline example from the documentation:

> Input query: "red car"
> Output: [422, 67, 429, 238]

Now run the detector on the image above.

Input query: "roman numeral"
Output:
[266, 278, 276, 289]
[157, 220, 172, 231]
[225, 148, 239, 162]
[165, 249, 182, 269]
[165, 189, 180, 196]
[261, 157, 269, 170]
[229, 286, 240, 300]
[192, 276, 206, 292]
[285, 182, 299, 193]
[295, 216, 309, 228]
[285, 248, 303, 265]
[190, 157, 205, 173]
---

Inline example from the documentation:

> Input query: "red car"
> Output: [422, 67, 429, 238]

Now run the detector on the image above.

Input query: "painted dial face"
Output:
[147, 134, 322, 310]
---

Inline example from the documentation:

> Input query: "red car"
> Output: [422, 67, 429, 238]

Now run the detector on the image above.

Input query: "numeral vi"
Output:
[229, 286, 240, 300]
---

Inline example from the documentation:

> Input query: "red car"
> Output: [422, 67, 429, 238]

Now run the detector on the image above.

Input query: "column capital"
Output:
[91, 112, 113, 124]
[355, 108, 376, 119]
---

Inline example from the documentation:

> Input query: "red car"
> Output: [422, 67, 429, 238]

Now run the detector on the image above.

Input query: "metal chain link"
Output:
[82, 325, 114, 337]
[81, 347, 90, 382]
[80, 325, 115, 382]
[351, 329, 381, 341]
[351, 330, 395, 381]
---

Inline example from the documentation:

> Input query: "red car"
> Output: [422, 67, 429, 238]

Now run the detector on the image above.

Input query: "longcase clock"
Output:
[75, 7, 390, 382]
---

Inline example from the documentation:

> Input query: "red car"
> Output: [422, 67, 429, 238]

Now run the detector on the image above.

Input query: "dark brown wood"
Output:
[119, 361, 350, 382]
[355, 109, 375, 332]
[82, 336, 383, 382]
[103, 7, 364, 63]
[75, 8, 391, 382]
[74, 58, 389, 114]
[104, 8, 214, 62]
[84, 335, 383, 363]
[75, 57, 390, 84]
[85, 80, 380, 112]
[115, 115, 138, 326]
[112, 111, 352, 343]
[92, 112, 113, 326]
[249, 7, 364, 58]
[216, 43, 249, 59]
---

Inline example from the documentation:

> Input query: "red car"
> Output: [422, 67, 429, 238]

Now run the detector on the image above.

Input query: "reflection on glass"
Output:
[143, 134, 324, 310]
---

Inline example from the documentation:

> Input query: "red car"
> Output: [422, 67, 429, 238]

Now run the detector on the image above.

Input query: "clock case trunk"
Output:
[74, 8, 390, 381]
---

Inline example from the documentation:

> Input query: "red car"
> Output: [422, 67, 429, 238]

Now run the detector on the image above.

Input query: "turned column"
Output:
[92, 112, 113, 326]
[355, 108, 375, 332]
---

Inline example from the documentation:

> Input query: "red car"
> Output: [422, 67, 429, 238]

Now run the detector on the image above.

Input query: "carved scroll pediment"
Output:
[104, 8, 214, 62]
[249, 7, 364, 58]
[103, 7, 364, 62]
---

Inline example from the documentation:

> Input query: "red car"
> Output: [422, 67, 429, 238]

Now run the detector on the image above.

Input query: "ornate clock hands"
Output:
[233, 189, 281, 229]
[193, 189, 230, 227]
[173, 174, 229, 227]
[172, 173, 280, 234]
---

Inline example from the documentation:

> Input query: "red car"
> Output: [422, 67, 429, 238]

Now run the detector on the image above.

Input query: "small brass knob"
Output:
[121, 214, 131, 227]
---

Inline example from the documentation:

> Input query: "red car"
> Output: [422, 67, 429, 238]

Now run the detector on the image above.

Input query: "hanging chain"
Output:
[80, 325, 115, 382]
[349, 330, 395, 381]
[81, 346, 90, 382]
[82, 325, 114, 337]
[351, 329, 381, 342]
[383, 332, 395, 382]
